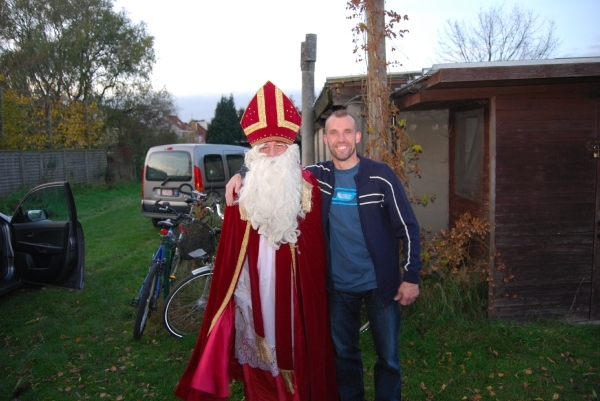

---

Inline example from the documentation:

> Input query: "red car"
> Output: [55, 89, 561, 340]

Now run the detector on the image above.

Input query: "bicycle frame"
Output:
[135, 224, 176, 304]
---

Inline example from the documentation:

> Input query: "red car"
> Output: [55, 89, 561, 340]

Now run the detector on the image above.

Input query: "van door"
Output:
[224, 151, 245, 178]
[201, 153, 228, 195]
[143, 149, 193, 216]
[200, 151, 245, 196]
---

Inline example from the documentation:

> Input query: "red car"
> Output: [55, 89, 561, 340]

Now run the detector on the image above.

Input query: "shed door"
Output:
[492, 92, 599, 321]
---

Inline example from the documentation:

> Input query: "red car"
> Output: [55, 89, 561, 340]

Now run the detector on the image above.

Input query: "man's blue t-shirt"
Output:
[329, 163, 377, 291]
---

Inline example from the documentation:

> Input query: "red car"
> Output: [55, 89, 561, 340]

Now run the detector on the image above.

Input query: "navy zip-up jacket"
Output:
[305, 155, 422, 306]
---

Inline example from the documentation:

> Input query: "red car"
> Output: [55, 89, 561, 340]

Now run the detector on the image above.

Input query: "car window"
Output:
[146, 151, 192, 181]
[18, 185, 70, 221]
[204, 154, 225, 182]
[227, 154, 245, 175]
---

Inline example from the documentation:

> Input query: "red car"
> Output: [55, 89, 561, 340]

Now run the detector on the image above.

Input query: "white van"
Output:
[141, 144, 248, 226]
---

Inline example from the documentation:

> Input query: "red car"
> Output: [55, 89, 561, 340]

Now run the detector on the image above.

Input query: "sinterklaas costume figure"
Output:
[174, 81, 338, 401]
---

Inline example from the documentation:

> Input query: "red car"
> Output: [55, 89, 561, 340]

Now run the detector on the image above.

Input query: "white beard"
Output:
[238, 144, 304, 249]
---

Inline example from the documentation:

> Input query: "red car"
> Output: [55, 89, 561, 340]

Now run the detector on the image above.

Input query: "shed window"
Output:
[454, 109, 483, 201]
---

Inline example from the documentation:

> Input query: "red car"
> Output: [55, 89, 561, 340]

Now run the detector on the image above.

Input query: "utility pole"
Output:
[366, 0, 389, 161]
[301, 33, 317, 166]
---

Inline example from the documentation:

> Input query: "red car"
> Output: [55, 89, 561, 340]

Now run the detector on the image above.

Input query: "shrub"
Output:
[421, 211, 491, 278]
[416, 212, 493, 320]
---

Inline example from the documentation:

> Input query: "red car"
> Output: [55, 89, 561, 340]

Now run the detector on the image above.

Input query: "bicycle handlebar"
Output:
[156, 201, 193, 224]
[178, 183, 209, 201]
[155, 199, 222, 235]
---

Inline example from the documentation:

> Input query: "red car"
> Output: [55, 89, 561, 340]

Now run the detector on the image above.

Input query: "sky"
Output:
[112, 0, 600, 122]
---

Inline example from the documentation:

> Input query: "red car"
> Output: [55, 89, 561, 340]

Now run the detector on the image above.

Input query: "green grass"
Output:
[1, 183, 599, 400]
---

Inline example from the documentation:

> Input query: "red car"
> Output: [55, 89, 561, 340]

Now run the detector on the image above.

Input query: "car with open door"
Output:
[0, 181, 85, 296]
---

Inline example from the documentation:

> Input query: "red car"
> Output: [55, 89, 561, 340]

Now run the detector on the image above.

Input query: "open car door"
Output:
[10, 182, 85, 290]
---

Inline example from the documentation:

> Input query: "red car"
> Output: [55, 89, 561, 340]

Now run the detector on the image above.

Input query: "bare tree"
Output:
[435, 4, 561, 63]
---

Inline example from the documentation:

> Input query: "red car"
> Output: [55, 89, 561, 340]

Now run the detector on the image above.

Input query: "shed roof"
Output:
[392, 57, 600, 111]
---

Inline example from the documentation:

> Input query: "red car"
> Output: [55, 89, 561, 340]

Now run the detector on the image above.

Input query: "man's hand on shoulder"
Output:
[225, 173, 243, 206]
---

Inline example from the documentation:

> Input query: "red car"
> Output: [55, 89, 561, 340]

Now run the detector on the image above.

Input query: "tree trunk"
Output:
[366, 0, 389, 161]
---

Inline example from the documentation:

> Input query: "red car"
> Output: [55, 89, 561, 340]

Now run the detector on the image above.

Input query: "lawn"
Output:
[0, 182, 598, 400]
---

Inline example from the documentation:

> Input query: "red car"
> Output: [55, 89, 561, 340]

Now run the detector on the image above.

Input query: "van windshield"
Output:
[145, 151, 192, 181]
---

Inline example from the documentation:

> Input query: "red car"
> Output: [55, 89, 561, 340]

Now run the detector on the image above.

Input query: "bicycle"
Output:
[130, 185, 205, 340]
[162, 197, 223, 338]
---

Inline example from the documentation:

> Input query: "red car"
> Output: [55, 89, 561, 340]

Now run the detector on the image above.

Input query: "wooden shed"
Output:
[390, 58, 600, 322]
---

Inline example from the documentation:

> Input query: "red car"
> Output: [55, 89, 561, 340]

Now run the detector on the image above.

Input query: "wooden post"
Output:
[301, 34, 317, 166]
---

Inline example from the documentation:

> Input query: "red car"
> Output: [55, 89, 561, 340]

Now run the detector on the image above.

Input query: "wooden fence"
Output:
[0, 149, 107, 197]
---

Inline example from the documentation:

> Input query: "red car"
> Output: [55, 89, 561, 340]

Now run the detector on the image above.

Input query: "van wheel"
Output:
[152, 218, 161, 228]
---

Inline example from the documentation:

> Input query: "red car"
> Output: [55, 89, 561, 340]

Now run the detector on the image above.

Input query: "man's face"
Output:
[323, 115, 361, 162]
[258, 141, 288, 157]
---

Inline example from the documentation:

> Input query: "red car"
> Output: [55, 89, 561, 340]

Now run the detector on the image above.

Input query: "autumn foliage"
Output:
[421, 212, 492, 277]
[1, 87, 103, 150]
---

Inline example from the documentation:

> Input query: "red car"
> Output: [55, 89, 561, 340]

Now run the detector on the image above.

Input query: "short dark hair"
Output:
[324, 109, 357, 133]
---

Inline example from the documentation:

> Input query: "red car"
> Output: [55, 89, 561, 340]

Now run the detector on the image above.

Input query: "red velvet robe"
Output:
[174, 171, 338, 401]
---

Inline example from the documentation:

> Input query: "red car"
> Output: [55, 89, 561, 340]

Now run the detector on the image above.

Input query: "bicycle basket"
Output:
[175, 221, 215, 260]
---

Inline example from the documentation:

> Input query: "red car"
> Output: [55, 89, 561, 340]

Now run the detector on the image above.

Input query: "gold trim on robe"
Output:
[255, 335, 274, 364]
[301, 180, 312, 213]
[279, 369, 295, 394]
[208, 221, 252, 334]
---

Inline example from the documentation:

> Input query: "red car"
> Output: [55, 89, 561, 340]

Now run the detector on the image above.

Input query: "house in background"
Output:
[190, 119, 209, 143]
[168, 115, 195, 142]
[312, 57, 600, 322]
[168, 116, 211, 143]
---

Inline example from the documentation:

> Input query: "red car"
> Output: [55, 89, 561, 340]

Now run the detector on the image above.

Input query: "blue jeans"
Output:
[329, 288, 402, 401]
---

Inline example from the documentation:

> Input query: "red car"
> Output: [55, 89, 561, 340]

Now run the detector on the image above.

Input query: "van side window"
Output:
[227, 154, 245, 176]
[146, 151, 192, 181]
[204, 155, 225, 182]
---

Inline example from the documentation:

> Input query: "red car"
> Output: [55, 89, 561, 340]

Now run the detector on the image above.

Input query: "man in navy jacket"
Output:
[226, 109, 421, 401]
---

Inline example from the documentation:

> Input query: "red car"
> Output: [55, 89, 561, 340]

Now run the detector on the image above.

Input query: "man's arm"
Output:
[382, 166, 422, 284]
[225, 173, 243, 206]
[387, 169, 421, 306]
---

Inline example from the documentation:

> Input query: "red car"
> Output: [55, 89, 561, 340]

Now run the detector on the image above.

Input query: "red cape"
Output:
[175, 171, 338, 400]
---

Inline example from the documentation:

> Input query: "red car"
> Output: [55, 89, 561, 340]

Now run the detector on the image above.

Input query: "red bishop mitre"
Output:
[240, 81, 301, 146]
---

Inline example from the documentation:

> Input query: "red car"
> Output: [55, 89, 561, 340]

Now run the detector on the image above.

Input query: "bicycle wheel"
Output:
[163, 267, 213, 338]
[133, 262, 160, 340]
